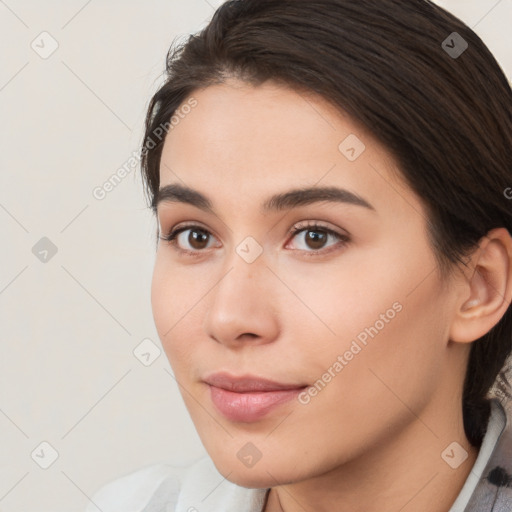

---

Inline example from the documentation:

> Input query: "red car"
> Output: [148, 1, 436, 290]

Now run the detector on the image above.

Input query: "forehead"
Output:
[158, 79, 418, 216]
[163, 79, 356, 160]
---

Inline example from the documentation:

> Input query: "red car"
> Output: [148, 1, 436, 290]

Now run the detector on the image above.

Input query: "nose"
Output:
[203, 254, 280, 349]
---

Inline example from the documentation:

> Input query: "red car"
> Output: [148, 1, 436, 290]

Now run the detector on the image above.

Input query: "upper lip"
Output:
[203, 372, 306, 392]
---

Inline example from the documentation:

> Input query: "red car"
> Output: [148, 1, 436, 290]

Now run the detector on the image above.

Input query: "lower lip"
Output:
[208, 385, 304, 422]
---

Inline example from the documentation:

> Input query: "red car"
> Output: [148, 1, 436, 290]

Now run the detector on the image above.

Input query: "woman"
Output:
[87, 0, 512, 510]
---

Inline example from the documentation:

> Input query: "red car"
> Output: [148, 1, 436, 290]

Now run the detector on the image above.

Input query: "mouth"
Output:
[203, 372, 308, 423]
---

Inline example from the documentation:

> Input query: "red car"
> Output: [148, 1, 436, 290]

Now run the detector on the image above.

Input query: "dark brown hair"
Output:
[141, 0, 512, 447]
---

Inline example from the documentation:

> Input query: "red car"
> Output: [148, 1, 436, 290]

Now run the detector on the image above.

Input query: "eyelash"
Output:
[159, 221, 350, 258]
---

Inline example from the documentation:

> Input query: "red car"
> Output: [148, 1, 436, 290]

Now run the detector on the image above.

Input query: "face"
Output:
[151, 79, 465, 487]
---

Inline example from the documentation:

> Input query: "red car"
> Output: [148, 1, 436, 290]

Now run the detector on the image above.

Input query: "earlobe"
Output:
[450, 228, 512, 344]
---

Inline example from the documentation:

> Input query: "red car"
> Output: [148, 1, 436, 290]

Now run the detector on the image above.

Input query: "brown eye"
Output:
[288, 223, 348, 254]
[304, 230, 328, 250]
[187, 229, 210, 250]
[160, 225, 218, 252]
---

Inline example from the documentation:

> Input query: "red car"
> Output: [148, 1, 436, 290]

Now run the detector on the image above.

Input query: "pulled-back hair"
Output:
[140, 0, 512, 446]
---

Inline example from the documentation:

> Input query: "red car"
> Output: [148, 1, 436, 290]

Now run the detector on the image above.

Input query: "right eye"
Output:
[159, 224, 221, 254]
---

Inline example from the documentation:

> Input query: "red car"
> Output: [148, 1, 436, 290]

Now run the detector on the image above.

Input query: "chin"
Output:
[208, 450, 301, 489]
[221, 465, 283, 489]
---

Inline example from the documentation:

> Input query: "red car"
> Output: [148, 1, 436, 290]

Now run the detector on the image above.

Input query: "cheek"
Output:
[151, 255, 188, 358]
[151, 254, 174, 338]
[150, 253, 213, 369]
[293, 238, 447, 414]
[151, 252, 205, 325]
[277, 245, 410, 351]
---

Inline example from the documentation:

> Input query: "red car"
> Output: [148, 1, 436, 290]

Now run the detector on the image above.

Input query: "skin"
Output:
[151, 79, 512, 512]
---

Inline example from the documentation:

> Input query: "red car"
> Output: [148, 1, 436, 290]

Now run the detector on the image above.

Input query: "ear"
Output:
[449, 227, 512, 344]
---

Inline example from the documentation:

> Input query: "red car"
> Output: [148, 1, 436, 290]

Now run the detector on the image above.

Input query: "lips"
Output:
[204, 373, 305, 392]
[204, 372, 307, 422]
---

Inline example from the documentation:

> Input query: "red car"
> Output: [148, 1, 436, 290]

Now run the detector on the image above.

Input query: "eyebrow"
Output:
[153, 183, 376, 214]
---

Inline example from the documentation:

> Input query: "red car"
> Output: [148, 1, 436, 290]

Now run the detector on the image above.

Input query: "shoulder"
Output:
[85, 460, 188, 512]
[485, 399, 512, 506]
[85, 456, 268, 512]
[464, 398, 512, 511]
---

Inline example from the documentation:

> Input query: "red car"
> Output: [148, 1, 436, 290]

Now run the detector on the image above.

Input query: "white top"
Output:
[86, 400, 506, 512]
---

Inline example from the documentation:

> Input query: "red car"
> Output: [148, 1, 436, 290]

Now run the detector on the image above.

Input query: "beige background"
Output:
[0, 1, 511, 510]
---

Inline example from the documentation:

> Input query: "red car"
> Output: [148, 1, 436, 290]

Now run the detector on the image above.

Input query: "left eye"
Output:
[288, 225, 347, 252]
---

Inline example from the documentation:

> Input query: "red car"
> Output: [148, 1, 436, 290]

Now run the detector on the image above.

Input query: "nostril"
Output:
[240, 332, 259, 339]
